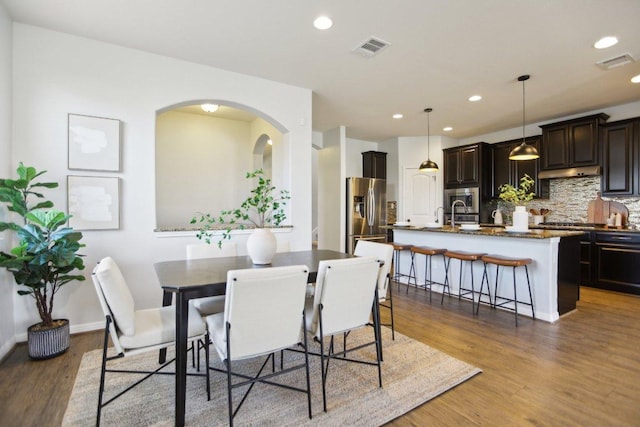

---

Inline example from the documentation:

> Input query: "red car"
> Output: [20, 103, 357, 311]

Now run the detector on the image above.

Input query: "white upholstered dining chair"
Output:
[205, 265, 312, 426]
[304, 255, 382, 412]
[354, 240, 395, 339]
[91, 257, 209, 426]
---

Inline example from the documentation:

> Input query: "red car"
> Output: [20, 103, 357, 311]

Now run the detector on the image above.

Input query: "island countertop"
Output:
[383, 225, 583, 239]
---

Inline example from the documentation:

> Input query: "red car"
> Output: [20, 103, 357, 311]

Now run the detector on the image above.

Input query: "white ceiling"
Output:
[3, 0, 640, 142]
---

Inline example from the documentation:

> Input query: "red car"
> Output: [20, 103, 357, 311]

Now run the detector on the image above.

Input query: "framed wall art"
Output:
[68, 113, 121, 171]
[67, 176, 120, 230]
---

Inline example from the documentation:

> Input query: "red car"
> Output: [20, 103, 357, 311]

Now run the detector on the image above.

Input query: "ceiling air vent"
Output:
[596, 53, 635, 70]
[352, 37, 391, 58]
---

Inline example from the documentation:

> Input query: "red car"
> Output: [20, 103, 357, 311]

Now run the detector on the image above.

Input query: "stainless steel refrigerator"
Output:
[346, 177, 387, 254]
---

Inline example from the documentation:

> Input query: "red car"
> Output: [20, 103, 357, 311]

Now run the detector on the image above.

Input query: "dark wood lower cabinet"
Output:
[594, 232, 640, 295]
[580, 230, 640, 295]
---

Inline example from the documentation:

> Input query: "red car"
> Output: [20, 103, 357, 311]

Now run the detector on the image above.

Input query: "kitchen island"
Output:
[388, 225, 583, 322]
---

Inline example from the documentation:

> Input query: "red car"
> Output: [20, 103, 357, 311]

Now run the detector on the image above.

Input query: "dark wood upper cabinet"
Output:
[443, 143, 482, 187]
[601, 118, 638, 196]
[362, 151, 387, 179]
[540, 113, 609, 170]
[489, 136, 548, 199]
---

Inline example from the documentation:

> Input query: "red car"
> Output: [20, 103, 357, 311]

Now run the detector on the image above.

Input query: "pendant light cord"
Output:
[522, 77, 526, 142]
[427, 109, 431, 158]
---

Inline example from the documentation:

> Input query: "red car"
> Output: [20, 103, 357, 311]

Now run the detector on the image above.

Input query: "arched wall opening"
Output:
[155, 100, 287, 229]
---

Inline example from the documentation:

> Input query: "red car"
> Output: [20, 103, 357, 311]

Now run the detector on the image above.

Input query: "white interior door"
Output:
[402, 168, 437, 226]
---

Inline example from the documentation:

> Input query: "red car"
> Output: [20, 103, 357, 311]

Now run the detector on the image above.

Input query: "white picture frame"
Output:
[68, 114, 121, 171]
[67, 176, 120, 230]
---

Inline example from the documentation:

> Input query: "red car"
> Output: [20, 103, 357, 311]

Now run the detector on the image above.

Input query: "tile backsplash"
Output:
[525, 176, 640, 226]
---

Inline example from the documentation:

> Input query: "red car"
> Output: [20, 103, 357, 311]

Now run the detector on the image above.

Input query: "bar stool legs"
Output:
[479, 254, 534, 326]
[390, 243, 414, 291]
[409, 246, 447, 301]
[441, 250, 486, 314]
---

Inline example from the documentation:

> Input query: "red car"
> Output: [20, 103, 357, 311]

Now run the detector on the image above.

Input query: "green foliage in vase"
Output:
[190, 169, 290, 248]
[0, 163, 85, 327]
[498, 174, 535, 205]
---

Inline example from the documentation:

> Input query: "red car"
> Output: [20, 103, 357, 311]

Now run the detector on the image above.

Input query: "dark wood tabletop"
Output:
[155, 249, 352, 292]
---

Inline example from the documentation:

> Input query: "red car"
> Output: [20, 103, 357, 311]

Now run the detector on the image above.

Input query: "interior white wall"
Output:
[0, 4, 15, 360]
[311, 131, 323, 244]
[10, 24, 312, 340]
[155, 111, 253, 228]
[250, 117, 283, 188]
[317, 126, 345, 251]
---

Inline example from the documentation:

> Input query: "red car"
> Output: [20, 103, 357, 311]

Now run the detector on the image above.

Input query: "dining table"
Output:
[154, 249, 355, 427]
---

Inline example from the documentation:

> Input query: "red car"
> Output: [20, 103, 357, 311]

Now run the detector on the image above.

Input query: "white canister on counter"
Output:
[512, 206, 529, 231]
[492, 209, 503, 225]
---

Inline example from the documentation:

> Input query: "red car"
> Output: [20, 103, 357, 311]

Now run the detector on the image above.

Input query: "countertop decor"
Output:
[190, 169, 290, 247]
[498, 174, 535, 205]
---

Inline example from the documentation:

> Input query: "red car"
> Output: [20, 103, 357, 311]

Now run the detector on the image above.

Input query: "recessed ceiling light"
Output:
[392, 113, 403, 119]
[313, 16, 333, 30]
[631, 74, 640, 84]
[443, 127, 453, 132]
[267, 139, 273, 145]
[201, 103, 219, 113]
[468, 95, 482, 102]
[594, 36, 618, 49]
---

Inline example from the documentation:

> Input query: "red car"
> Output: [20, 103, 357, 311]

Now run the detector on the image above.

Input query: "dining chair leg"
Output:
[318, 310, 328, 413]
[302, 310, 313, 420]
[372, 290, 383, 388]
[387, 280, 395, 340]
[205, 334, 211, 401]
[225, 323, 234, 427]
[96, 317, 111, 427]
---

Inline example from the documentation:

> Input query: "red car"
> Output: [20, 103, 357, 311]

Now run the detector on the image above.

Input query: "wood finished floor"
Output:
[0, 285, 639, 426]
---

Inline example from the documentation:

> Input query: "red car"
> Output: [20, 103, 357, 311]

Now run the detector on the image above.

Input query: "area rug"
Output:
[63, 327, 481, 426]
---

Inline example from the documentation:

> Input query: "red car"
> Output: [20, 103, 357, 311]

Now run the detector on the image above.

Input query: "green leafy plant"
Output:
[190, 169, 290, 247]
[498, 174, 536, 205]
[0, 163, 85, 327]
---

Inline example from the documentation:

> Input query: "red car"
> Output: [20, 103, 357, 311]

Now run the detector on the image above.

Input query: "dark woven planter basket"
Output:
[27, 319, 70, 360]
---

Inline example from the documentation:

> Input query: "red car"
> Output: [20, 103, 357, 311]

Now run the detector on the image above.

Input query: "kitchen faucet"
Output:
[450, 200, 468, 228]
[434, 206, 444, 223]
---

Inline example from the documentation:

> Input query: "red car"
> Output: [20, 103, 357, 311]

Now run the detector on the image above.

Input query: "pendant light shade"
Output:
[509, 75, 540, 161]
[418, 159, 439, 172]
[418, 107, 439, 172]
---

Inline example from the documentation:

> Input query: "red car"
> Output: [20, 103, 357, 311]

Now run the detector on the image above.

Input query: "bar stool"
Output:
[442, 250, 487, 314]
[389, 242, 414, 291]
[409, 246, 447, 302]
[479, 254, 534, 326]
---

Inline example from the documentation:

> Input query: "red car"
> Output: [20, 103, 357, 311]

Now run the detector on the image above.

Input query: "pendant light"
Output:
[418, 108, 439, 172]
[508, 75, 540, 160]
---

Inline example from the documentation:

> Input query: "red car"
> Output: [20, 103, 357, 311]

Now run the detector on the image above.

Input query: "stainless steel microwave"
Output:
[444, 187, 479, 213]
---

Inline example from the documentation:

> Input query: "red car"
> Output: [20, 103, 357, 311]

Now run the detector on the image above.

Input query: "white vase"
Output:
[246, 228, 277, 264]
[512, 205, 529, 231]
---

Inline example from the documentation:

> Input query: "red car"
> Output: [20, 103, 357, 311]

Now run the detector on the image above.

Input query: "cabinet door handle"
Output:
[611, 236, 632, 241]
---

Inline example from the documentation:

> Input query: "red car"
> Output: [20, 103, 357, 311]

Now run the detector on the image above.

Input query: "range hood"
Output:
[538, 165, 601, 180]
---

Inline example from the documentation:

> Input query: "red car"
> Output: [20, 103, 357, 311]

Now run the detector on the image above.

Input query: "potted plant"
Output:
[498, 174, 535, 230]
[191, 169, 290, 264]
[0, 163, 85, 359]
